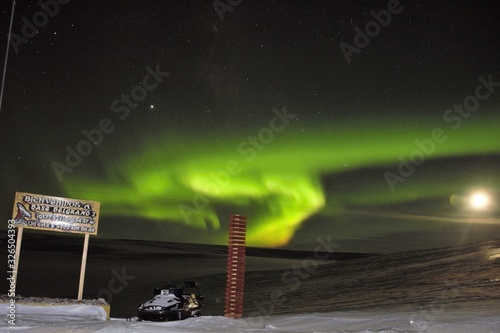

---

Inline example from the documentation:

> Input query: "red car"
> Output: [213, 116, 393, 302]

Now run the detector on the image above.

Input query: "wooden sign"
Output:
[10, 192, 101, 301]
[11, 192, 100, 235]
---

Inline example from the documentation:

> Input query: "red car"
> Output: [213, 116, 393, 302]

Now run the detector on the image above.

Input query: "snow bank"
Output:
[1, 303, 107, 321]
[0, 295, 108, 307]
[0, 295, 109, 330]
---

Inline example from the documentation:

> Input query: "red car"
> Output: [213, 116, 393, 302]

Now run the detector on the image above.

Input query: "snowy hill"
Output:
[232, 239, 500, 316]
[1, 236, 499, 332]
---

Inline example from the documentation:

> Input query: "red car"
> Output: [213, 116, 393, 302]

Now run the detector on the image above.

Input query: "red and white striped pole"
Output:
[224, 214, 247, 318]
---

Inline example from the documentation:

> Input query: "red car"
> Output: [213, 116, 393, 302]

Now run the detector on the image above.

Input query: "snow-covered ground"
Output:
[2, 238, 499, 332]
[1, 304, 499, 333]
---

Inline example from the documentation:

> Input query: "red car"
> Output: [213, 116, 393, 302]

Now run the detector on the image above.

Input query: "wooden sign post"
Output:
[11, 192, 100, 301]
[78, 233, 90, 301]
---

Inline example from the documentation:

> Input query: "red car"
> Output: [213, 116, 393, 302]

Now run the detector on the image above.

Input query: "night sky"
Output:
[1, 0, 499, 252]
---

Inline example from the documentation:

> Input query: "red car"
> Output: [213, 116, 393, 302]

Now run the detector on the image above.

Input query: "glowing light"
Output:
[469, 192, 491, 210]
[62, 114, 500, 247]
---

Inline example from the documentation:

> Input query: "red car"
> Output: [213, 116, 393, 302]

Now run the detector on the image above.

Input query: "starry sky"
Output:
[1, 0, 499, 253]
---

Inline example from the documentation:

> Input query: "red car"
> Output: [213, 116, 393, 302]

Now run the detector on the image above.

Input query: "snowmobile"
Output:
[137, 281, 204, 321]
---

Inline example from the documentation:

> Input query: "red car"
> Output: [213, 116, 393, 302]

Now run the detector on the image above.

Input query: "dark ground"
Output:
[1, 232, 499, 319]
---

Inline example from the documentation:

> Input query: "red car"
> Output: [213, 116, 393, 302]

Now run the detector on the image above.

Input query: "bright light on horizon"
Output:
[469, 191, 491, 210]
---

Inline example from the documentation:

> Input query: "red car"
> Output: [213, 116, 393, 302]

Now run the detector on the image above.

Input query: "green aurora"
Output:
[62, 108, 500, 247]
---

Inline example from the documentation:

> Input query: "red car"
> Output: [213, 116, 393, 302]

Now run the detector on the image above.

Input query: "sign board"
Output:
[10, 192, 101, 301]
[11, 192, 100, 235]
